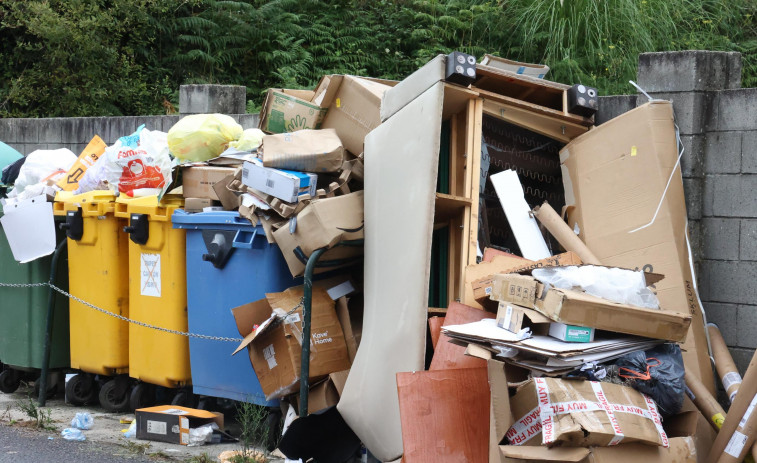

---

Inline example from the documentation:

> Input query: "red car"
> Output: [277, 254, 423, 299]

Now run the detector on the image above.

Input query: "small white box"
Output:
[241, 159, 317, 203]
[548, 322, 595, 343]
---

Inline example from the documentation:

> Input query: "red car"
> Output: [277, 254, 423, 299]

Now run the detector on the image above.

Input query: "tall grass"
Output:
[500, 0, 755, 94]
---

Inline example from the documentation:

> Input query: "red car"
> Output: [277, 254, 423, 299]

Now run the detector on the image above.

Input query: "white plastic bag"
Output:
[532, 265, 660, 309]
[74, 155, 110, 194]
[71, 412, 93, 430]
[61, 428, 86, 441]
[187, 422, 219, 446]
[7, 148, 77, 199]
[100, 125, 173, 197]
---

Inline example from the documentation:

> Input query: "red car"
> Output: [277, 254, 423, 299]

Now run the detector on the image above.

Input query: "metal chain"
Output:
[0, 281, 245, 343]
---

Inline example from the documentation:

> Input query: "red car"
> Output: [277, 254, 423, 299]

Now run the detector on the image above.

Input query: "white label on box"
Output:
[181, 432, 189, 445]
[264, 344, 277, 369]
[147, 420, 167, 435]
[161, 408, 190, 415]
[284, 312, 301, 324]
[180, 417, 189, 429]
[723, 371, 742, 392]
[504, 305, 514, 329]
[140, 253, 161, 297]
[172, 425, 180, 433]
[725, 430, 748, 457]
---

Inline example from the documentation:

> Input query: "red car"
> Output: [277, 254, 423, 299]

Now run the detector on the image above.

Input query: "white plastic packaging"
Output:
[187, 422, 219, 446]
[532, 265, 660, 309]
[71, 412, 93, 430]
[61, 428, 86, 441]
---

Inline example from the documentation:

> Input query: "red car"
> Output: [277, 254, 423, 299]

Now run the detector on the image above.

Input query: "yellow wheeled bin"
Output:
[115, 194, 191, 410]
[54, 191, 131, 411]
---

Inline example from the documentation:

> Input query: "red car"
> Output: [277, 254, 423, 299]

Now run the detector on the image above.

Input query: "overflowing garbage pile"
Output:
[0, 52, 751, 463]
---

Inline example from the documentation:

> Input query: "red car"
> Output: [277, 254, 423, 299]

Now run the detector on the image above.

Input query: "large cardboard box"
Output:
[292, 369, 349, 415]
[258, 88, 327, 134]
[273, 191, 364, 277]
[181, 165, 237, 200]
[313, 75, 391, 156]
[231, 287, 350, 400]
[490, 272, 691, 342]
[508, 377, 668, 448]
[472, 252, 583, 302]
[560, 100, 714, 391]
[135, 406, 224, 445]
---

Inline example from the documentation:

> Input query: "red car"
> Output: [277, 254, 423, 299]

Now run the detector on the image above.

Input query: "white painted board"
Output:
[490, 170, 551, 260]
[338, 82, 444, 462]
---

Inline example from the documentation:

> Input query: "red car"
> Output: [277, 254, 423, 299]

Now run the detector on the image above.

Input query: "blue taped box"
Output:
[241, 158, 317, 203]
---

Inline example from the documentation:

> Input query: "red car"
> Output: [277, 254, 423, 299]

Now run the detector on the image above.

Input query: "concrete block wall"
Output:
[0, 85, 257, 156]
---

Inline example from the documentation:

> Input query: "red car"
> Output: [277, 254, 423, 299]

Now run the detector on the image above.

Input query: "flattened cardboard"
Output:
[56, 136, 107, 191]
[560, 101, 713, 391]
[212, 171, 242, 210]
[397, 368, 489, 463]
[259, 88, 327, 134]
[489, 359, 513, 463]
[315, 75, 391, 156]
[472, 252, 583, 301]
[483, 247, 528, 263]
[490, 273, 691, 342]
[135, 405, 223, 445]
[430, 301, 494, 371]
[262, 128, 345, 173]
[273, 191, 364, 277]
[183, 197, 212, 213]
[231, 287, 350, 400]
[508, 378, 667, 448]
[181, 165, 237, 200]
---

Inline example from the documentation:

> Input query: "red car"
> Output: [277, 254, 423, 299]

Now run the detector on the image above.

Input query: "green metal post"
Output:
[299, 247, 327, 417]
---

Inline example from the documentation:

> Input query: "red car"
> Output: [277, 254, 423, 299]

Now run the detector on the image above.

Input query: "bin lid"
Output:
[172, 209, 259, 231]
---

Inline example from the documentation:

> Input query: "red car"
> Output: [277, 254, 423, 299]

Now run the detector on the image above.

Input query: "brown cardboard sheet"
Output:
[560, 101, 714, 391]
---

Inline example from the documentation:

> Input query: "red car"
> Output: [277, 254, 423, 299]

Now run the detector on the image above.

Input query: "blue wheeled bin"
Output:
[172, 210, 297, 406]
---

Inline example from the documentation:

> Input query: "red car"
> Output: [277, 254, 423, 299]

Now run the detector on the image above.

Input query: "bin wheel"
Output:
[65, 374, 97, 406]
[129, 383, 153, 411]
[99, 379, 129, 412]
[170, 390, 193, 407]
[33, 380, 59, 400]
[264, 408, 282, 452]
[0, 370, 21, 394]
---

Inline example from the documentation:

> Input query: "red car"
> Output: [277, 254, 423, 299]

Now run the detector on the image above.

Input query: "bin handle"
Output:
[232, 229, 261, 249]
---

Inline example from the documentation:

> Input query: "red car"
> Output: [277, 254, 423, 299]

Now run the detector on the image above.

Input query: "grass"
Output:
[186, 454, 214, 463]
[234, 401, 274, 463]
[16, 396, 55, 431]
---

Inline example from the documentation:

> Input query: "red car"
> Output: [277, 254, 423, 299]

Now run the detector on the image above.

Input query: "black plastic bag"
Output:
[615, 343, 685, 417]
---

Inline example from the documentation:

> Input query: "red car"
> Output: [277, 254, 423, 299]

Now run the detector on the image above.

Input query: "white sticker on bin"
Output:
[507, 379, 669, 447]
[140, 253, 161, 297]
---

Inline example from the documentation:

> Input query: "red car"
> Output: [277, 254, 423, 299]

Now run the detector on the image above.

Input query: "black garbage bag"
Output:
[615, 343, 685, 417]
[1, 156, 26, 186]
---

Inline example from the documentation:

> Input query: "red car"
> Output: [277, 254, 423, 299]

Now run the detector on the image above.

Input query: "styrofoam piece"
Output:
[490, 170, 551, 260]
[0, 195, 56, 263]
[338, 82, 444, 461]
[380, 55, 446, 122]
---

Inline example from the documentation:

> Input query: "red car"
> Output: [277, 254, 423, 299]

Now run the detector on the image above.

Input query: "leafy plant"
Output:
[16, 395, 54, 431]
[235, 401, 273, 460]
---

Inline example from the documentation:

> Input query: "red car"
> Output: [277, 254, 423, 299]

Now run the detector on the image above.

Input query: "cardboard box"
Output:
[560, 101, 714, 391]
[183, 197, 212, 213]
[273, 191, 364, 277]
[490, 273, 692, 342]
[472, 252, 583, 301]
[548, 322, 595, 343]
[56, 136, 107, 191]
[335, 297, 362, 364]
[479, 55, 550, 79]
[313, 75, 391, 156]
[507, 377, 668, 448]
[464, 255, 534, 310]
[241, 158, 317, 203]
[231, 287, 350, 400]
[181, 165, 237, 200]
[258, 88, 327, 134]
[496, 302, 551, 335]
[293, 369, 349, 414]
[262, 128, 345, 173]
[135, 406, 223, 445]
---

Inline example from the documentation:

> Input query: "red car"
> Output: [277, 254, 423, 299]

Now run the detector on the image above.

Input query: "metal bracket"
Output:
[59, 207, 84, 241]
[201, 230, 237, 269]
[123, 214, 149, 245]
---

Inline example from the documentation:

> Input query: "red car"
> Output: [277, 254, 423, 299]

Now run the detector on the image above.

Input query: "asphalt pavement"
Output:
[0, 424, 158, 463]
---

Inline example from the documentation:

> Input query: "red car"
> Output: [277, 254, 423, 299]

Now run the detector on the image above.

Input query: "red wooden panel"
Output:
[430, 302, 494, 370]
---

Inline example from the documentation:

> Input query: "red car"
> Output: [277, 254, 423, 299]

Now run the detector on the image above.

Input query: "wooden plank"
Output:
[428, 316, 445, 350]
[467, 98, 483, 269]
[430, 301, 494, 370]
[449, 107, 459, 197]
[482, 99, 588, 144]
[442, 83, 479, 120]
[447, 214, 461, 303]
[434, 192, 472, 223]
[397, 368, 490, 463]
[476, 64, 571, 91]
[428, 307, 448, 316]
[476, 87, 593, 127]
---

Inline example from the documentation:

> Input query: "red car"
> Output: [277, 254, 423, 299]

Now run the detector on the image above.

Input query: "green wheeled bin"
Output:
[0, 202, 70, 395]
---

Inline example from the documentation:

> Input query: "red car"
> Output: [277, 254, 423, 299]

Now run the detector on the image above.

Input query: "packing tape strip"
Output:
[534, 377, 556, 445]
[590, 381, 625, 446]
[643, 394, 670, 448]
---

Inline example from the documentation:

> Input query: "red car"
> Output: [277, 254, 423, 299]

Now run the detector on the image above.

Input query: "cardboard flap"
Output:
[136, 405, 222, 420]
[499, 445, 590, 461]
[231, 298, 276, 355]
[466, 343, 493, 360]
[329, 370, 350, 396]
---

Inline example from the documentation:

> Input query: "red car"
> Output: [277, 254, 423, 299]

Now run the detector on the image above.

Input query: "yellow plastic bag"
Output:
[167, 114, 243, 162]
[229, 128, 264, 151]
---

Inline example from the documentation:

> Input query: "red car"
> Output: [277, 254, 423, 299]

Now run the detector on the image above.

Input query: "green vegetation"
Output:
[16, 395, 54, 431]
[0, 0, 754, 117]
[233, 401, 272, 462]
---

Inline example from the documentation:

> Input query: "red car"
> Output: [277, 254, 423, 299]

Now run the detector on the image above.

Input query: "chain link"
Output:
[0, 281, 247, 343]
